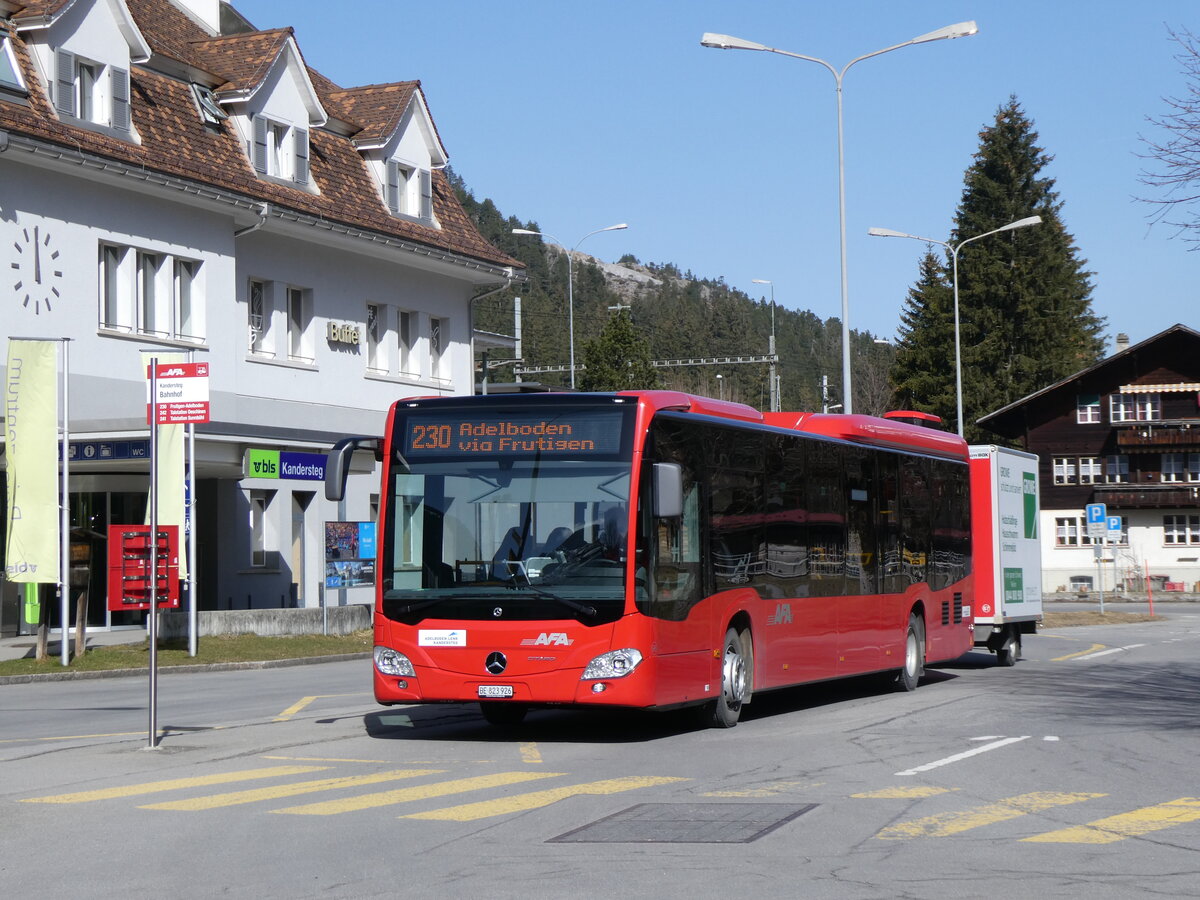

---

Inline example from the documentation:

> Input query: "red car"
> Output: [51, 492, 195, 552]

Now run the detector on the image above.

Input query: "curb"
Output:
[0, 652, 370, 686]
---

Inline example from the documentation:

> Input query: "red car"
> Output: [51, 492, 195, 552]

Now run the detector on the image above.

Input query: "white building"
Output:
[0, 0, 520, 632]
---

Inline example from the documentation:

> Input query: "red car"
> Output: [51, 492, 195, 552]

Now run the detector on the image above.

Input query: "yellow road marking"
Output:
[0, 725, 227, 745]
[262, 756, 390, 764]
[853, 786, 957, 799]
[21, 766, 328, 804]
[1023, 798, 1200, 844]
[273, 693, 358, 721]
[1052, 644, 1106, 662]
[519, 742, 542, 764]
[140, 769, 443, 811]
[876, 792, 1105, 840]
[403, 775, 689, 822]
[274, 771, 564, 816]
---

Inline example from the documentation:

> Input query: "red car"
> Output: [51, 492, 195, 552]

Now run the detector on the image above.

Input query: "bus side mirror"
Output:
[652, 462, 683, 518]
[325, 437, 383, 501]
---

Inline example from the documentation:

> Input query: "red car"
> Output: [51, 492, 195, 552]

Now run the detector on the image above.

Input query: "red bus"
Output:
[326, 391, 973, 728]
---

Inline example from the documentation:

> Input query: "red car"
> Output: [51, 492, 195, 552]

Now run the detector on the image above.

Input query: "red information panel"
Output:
[106, 525, 180, 611]
[146, 362, 210, 424]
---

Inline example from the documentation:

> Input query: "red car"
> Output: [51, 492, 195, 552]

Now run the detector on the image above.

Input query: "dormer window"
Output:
[53, 49, 129, 131]
[0, 37, 27, 96]
[386, 160, 432, 223]
[252, 114, 309, 186]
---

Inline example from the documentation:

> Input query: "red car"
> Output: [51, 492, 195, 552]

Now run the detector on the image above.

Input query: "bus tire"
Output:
[896, 614, 925, 692]
[479, 702, 529, 726]
[701, 626, 750, 728]
[996, 631, 1021, 667]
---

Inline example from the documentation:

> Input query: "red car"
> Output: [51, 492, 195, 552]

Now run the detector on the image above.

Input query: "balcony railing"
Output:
[1115, 421, 1200, 450]
[1093, 483, 1200, 508]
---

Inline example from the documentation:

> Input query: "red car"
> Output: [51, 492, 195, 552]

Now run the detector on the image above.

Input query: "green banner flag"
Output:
[5, 339, 60, 583]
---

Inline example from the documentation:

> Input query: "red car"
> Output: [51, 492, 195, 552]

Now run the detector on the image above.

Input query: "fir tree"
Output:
[577, 309, 661, 392]
[892, 249, 955, 421]
[891, 96, 1105, 440]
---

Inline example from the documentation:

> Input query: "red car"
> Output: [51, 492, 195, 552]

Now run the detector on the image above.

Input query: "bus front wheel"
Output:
[701, 627, 750, 728]
[896, 614, 925, 692]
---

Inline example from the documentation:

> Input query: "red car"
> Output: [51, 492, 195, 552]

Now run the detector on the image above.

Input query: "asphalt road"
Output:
[3, 607, 1199, 899]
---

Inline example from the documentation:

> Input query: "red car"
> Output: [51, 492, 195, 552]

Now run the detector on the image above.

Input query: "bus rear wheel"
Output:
[996, 631, 1021, 667]
[700, 627, 750, 728]
[479, 702, 529, 726]
[896, 614, 925, 692]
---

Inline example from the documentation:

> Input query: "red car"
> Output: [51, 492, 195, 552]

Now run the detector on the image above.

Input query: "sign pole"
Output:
[59, 339, 71, 666]
[187, 350, 198, 658]
[148, 357, 159, 749]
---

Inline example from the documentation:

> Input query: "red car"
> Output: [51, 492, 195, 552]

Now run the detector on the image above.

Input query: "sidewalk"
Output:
[0, 628, 147, 663]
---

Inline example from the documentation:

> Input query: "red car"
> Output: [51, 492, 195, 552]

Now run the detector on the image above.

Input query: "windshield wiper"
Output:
[502, 560, 597, 617]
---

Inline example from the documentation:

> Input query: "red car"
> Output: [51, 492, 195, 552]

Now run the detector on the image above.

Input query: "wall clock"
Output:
[11, 224, 62, 314]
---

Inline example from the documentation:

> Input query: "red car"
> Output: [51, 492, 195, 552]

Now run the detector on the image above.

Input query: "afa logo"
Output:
[520, 632, 573, 646]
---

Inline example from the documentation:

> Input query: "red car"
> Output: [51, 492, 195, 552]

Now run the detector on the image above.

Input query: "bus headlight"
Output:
[374, 646, 415, 676]
[582, 648, 643, 680]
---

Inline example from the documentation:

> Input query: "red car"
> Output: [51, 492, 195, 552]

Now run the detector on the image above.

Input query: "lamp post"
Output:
[701, 22, 978, 415]
[867, 215, 1042, 436]
[512, 223, 628, 389]
[752, 278, 780, 411]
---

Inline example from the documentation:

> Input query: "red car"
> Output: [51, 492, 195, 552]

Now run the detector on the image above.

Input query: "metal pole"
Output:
[834, 71, 852, 415]
[567, 252, 576, 390]
[59, 339, 70, 666]
[187, 409, 197, 658]
[952, 246, 964, 438]
[514, 296, 523, 383]
[148, 357, 159, 748]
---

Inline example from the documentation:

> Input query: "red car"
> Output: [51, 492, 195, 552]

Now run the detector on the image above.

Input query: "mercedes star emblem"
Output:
[485, 651, 507, 675]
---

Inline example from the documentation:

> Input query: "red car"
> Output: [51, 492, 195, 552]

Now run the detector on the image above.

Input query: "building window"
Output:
[99, 242, 202, 342]
[1076, 394, 1101, 424]
[1164, 514, 1200, 546]
[0, 38, 26, 94]
[1055, 516, 1095, 547]
[252, 115, 309, 185]
[1105, 455, 1129, 483]
[429, 316, 444, 380]
[1053, 457, 1077, 485]
[1110, 392, 1161, 423]
[366, 303, 386, 373]
[1078, 457, 1102, 484]
[287, 286, 313, 363]
[53, 50, 129, 131]
[1161, 453, 1200, 483]
[248, 279, 271, 355]
[385, 161, 433, 223]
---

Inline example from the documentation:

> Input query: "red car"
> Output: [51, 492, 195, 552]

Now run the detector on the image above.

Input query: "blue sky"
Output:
[237, 0, 1197, 350]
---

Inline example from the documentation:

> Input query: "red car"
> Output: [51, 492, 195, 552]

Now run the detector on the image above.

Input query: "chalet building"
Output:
[979, 324, 1200, 596]
[0, 0, 520, 634]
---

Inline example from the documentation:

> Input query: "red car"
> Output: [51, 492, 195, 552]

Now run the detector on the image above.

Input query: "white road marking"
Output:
[896, 736, 1030, 776]
[1072, 644, 1145, 661]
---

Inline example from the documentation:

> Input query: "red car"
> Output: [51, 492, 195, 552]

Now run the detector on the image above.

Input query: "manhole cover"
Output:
[548, 802, 817, 844]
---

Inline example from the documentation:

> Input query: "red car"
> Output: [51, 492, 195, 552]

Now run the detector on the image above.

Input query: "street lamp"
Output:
[512, 223, 628, 389]
[701, 22, 978, 415]
[752, 278, 780, 411]
[868, 215, 1042, 436]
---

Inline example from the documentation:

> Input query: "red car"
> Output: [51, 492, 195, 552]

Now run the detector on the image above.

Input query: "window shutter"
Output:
[419, 169, 433, 223]
[111, 66, 130, 131]
[252, 115, 268, 173]
[55, 49, 75, 117]
[293, 127, 309, 184]
[386, 161, 400, 213]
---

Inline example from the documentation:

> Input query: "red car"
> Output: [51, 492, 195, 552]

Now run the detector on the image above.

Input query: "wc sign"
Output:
[146, 362, 210, 424]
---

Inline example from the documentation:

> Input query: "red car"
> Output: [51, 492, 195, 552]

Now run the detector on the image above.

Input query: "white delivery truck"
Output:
[969, 445, 1043, 665]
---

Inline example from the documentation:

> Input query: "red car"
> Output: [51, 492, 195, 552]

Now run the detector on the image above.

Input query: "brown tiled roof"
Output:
[329, 82, 418, 147]
[0, 0, 520, 272]
[189, 27, 293, 99]
[10, 1, 74, 23]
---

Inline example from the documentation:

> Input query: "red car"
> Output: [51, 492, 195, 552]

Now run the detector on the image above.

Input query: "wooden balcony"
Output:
[1115, 421, 1200, 450]
[1093, 483, 1200, 508]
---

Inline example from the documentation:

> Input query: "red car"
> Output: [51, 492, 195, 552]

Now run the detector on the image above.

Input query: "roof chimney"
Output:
[1115, 332, 1130, 353]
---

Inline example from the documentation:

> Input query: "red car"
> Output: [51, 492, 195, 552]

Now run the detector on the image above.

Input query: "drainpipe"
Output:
[234, 202, 270, 237]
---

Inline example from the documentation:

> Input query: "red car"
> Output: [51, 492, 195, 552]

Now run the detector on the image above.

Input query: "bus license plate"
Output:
[478, 685, 514, 699]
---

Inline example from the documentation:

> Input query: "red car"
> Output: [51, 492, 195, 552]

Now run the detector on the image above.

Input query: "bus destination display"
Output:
[403, 411, 624, 457]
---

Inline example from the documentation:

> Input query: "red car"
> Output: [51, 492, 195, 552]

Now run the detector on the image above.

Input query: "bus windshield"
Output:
[381, 404, 635, 624]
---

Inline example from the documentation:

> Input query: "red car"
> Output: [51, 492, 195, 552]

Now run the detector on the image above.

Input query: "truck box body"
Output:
[969, 445, 1042, 659]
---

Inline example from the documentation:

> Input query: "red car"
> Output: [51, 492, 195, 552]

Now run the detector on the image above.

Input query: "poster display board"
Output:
[325, 521, 376, 588]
